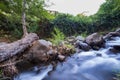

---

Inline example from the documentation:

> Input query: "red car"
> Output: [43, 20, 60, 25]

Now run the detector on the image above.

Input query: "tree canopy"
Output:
[0, 0, 120, 38]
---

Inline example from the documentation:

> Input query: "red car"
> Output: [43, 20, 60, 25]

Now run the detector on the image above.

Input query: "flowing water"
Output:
[14, 37, 120, 80]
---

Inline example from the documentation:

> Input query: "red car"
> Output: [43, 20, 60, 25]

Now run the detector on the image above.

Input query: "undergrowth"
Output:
[49, 27, 65, 46]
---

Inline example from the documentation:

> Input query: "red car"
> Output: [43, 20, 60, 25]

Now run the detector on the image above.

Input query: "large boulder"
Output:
[26, 39, 55, 62]
[85, 33, 104, 48]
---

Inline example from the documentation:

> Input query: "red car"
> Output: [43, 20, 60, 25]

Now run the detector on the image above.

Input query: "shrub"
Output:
[49, 27, 65, 46]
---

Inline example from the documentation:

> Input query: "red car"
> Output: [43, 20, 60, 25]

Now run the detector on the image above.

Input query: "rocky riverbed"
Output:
[13, 28, 120, 80]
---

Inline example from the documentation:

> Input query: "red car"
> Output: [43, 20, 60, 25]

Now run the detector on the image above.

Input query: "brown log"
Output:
[0, 33, 39, 62]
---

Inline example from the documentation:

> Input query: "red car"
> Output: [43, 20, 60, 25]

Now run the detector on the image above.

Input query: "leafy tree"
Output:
[0, 0, 120, 38]
[0, 0, 52, 38]
[22, 0, 28, 36]
[93, 0, 120, 31]
[53, 14, 77, 36]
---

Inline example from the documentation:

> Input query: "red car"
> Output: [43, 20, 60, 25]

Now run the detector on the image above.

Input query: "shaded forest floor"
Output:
[0, 30, 18, 43]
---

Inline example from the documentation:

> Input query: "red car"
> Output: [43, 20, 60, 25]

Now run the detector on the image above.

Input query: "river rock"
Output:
[85, 33, 104, 48]
[113, 45, 120, 50]
[75, 40, 91, 51]
[27, 39, 53, 62]
[109, 47, 120, 54]
[116, 28, 120, 33]
[103, 32, 120, 40]
[0, 42, 7, 45]
[96, 53, 102, 57]
[58, 54, 65, 61]
[75, 36, 85, 41]
[65, 36, 76, 44]
[38, 39, 52, 47]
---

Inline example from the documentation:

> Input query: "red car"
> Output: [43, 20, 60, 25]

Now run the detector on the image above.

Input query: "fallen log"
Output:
[0, 33, 39, 62]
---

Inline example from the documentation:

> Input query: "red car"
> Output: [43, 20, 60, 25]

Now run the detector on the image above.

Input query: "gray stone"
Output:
[103, 32, 120, 40]
[38, 39, 52, 48]
[116, 28, 120, 33]
[27, 39, 53, 61]
[0, 42, 7, 45]
[75, 36, 85, 41]
[85, 33, 104, 47]
[58, 54, 65, 61]
[75, 40, 91, 51]
[65, 36, 76, 44]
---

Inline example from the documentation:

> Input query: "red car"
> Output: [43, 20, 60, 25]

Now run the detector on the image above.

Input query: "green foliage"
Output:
[50, 0, 120, 36]
[28, 22, 39, 33]
[0, 69, 2, 79]
[13, 28, 23, 38]
[65, 44, 74, 50]
[49, 27, 65, 45]
[52, 13, 92, 36]
[91, 0, 120, 31]
[0, 0, 120, 39]
[0, 0, 53, 38]
[53, 14, 77, 36]
[80, 31, 88, 37]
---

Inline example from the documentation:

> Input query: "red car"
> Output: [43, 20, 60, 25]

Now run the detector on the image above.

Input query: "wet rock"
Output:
[58, 55, 65, 61]
[57, 45, 72, 55]
[0, 42, 7, 45]
[65, 36, 85, 45]
[85, 33, 104, 49]
[113, 46, 120, 50]
[96, 53, 102, 57]
[66, 36, 76, 44]
[109, 47, 120, 54]
[75, 36, 85, 41]
[75, 40, 91, 51]
[75, 48, 82, 53]
[103, 32, 120, 40]
[115, 28, 120, 33]
[111, 45, 120, 53]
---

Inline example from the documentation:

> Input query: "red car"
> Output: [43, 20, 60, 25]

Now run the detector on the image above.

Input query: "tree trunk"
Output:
[0, 33, 39, 62]
[22, 0, 28, 36]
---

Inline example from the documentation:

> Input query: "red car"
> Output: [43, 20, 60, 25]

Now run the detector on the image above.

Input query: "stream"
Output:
[14, 37, 120, 80]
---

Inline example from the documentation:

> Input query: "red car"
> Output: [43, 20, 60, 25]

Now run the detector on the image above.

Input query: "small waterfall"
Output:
[14, 37, 120, 80]
[14, 65, 53, 80]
